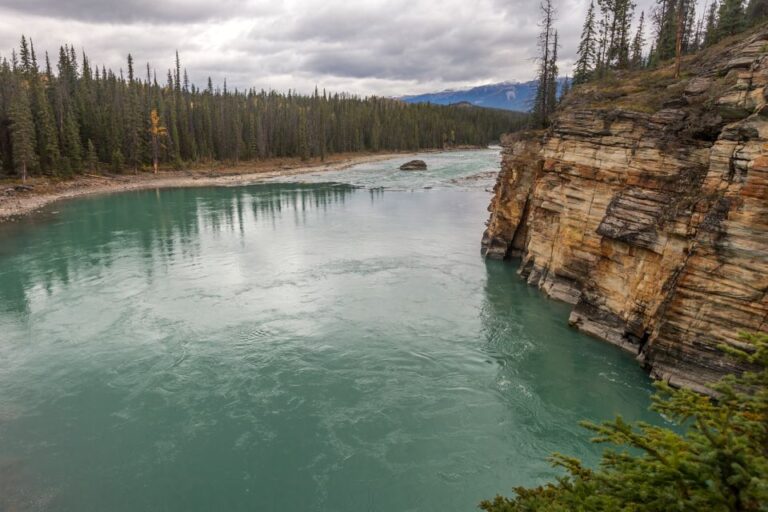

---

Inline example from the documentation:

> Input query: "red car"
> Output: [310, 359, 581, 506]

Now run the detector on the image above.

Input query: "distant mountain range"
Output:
[400, 79, 569, 112]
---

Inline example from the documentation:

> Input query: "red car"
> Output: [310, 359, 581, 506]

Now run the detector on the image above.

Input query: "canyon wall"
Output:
[482, 30, 768, 393]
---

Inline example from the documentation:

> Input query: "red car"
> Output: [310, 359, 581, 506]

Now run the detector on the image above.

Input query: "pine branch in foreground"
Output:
[480, 332, 768, 512]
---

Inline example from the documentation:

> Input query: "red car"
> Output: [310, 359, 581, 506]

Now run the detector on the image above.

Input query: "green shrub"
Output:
[481, 333, 768, 512]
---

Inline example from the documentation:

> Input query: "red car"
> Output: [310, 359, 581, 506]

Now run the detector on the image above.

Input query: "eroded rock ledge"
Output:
[482, 30, 768, 394]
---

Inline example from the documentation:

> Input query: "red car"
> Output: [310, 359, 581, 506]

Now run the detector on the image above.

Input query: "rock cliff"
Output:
[482, 29, 768, 393]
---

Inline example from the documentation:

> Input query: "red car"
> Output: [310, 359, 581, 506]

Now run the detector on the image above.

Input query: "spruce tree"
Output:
[19, 36, 32, 75]
[130, 54, 138, 84]
[532, 0, 556, 128]
[574, 0, 598, 84]
[44, 52, 52, 80]
[675, 0, 686, 77]
[298, 108, 309, 161]
[124, 58, 143, 173]
[631, 11, 646, 67]
[654, 0, 680, 61]
[704, 1, 720, 45]
[717, 0, 745, 38]
[111, 147, 124, 173]
[9, 82, 37, 182]
[690, 5, 705, 51]
[61, 108, 83, 175]
[684, 0, 699, 52]
[546, 31, 559, 115]
[29, 40, 39, 76]
[746, 0, 768, 23]
[86, 139, 99, 172]
[31, 77, 60, 174]
[0, 38, 526, 179]
[610, 0, 635, 69]
[596, 0, 612, 73]
[481, 333, 768, 511]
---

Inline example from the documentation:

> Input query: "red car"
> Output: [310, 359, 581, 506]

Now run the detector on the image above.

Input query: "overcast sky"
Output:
[0, 0, 700, 96]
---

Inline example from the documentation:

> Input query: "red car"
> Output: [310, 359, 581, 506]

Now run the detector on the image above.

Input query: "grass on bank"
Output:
[563, 23, 768, 115]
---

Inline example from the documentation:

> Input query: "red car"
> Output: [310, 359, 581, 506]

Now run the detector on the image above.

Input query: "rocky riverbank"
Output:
[482, 29, 768, 393]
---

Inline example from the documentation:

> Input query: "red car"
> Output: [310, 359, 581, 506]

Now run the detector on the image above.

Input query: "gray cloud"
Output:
[0, 0, 272, 23]
[0, 0, 704, 97]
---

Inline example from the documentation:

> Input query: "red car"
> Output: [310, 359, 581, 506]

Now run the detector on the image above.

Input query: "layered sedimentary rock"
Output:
[482, 30, 768, 393]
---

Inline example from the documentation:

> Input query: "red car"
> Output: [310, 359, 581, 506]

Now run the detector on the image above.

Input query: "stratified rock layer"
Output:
[482, 30, 768, 394]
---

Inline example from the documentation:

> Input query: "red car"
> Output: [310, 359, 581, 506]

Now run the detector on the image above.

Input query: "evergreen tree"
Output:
[9, 81, 37, 182]
[86, 139, 98, 172]
[481, 332, 768, 512]
[0, 39, 526, 179]
[647, 43, 656, 64]
[31, 76, 60, 173]
[717, 0, 745, 38]
[61, 108, 83, 174]
[298, 107, 309, 161]
[574, 0, 598, 84]
[128, 53, 135, 83]
[686, 0, 702, 51]
[532, 0, 557, 128]
[19, 35, 32, 75]
[631, 11, 646, 67]
[546, 31, 559, 115]
[111, 147, 124, 173]
[44, 52, 52, 80]
[704, 1, 720, 45]
[610, 0, 636, 69]
[746, 0, 768, 24]
[29, 40, 39, 76]
[675, 0, 686, 77]
[595, 0, 613, 73]
[124, 56, 143, 173]
[651, 0, 697, 64]
[653, 0, 680, 61]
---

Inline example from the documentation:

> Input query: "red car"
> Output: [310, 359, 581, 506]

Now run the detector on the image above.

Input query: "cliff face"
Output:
[482, 30, 768, 393]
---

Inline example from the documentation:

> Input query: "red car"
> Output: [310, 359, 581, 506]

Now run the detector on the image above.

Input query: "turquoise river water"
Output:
[0, 149, 660, 511]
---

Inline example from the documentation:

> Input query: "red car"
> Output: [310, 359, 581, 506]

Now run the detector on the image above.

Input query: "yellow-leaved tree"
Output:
[149, 109, 168, 174]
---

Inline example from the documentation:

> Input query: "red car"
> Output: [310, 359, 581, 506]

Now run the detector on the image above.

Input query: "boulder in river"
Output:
[399, 160, 427, 171]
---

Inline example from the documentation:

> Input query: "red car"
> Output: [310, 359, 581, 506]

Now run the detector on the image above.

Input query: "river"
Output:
[0, 149, 659, 511]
